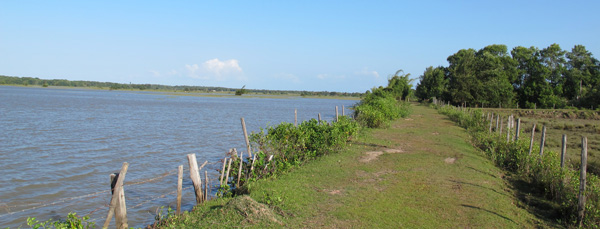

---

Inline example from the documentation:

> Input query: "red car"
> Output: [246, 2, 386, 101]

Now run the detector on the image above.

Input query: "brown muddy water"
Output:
[0, 86, 356, 228]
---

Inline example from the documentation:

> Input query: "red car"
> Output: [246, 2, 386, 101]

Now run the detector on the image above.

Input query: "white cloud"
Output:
[355, 68, 380, 78]
[274, 73, 301, 83]
[186, 58, 244, 81]
[316, 73, 346, 80]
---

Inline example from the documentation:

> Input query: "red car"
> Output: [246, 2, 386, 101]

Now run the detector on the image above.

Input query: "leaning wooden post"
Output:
[103, 162, 129, 229]
[528, 124, 536, 155]
[224, 157, 233, 185]
[514, 118, 521, 142]
[294, 109, 297, 127]
[108, 173, 127, 229]
[176, 165, 183, 215]
[237, 151, 244, 188]
[577, 137, 588, 227]
[240, 118, 252, 158]
[335, 106, 339, 122]
[186, 154, 203, 204]
[539, 125, 547, 157]
[561, 134, 567, 168]
[219, 157, 227, 186]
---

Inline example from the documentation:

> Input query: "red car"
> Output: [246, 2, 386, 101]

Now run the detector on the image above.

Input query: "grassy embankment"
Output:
[485, 108, 600, 175]
[159, 104, 554, 228]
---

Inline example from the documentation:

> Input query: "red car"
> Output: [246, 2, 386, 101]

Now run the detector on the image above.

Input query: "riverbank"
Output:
[158, 104, 558, 228]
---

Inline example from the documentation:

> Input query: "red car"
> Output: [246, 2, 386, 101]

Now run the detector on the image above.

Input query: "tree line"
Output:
[0, 75, 361, 97]
[415, 44, 600, 109]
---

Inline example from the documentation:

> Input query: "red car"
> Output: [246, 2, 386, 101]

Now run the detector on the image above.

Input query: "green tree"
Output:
[415, 66, 447, 101]
[385, 69, 413, 101]
[235, 85, 248, 96]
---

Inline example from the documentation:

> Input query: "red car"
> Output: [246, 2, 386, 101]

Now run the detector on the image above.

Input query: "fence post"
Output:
[240, 118, 252, 158]
[489, 114, 493, 133]
[108, 173, 127, 229]
[342, 105, 345, 116]
[528, 124, 536, 155]
[506, 117, 511, 142]
[225, 157, 233, 186]
[577, 137, 588, 227]
[177, 165, 183, 214]
[500, 118, 503, 134]
[103, 162, 129, 229]
[237, 151, 244, 188]
[294, 109, 297, 127]
[219, 157, 227, 186]
[204, 170, 209, 201]
[318, 113, 321, 123]
[186, 154, 203, 204]
[495, 115, 500, 133]
[335, 106, 339, 122]
[514, 118, 521, 142]
[539, 125, 547, 157]
[561, 134, 567, 168]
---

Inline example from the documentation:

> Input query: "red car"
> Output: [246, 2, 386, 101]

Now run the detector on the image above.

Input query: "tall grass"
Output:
[437, 104, 600, 227]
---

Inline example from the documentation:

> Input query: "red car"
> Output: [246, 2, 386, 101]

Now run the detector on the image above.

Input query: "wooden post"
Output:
[500, 118, 503, 134]
[294, 109, 297, 126]
[489, 114, 493, 133]
[506, 117, 511, 142]
[528, 124, 536, 155]
[577, 137, 588, 227]
[561, 134, 567, 168]
[103, 162, 129, 229]
[514, 118, 521, 142]
[186, 154, 203, 204]
[240, 118, 252, 158]
[539, 125, 547, 157]
[219, 157, 227, 186]
[342, 105, 345, 116]
[109, 173, 127, 229]
[335, 106, 339, 122]
[237, 151, 243, 188]
[177, 165, 183, 214]
[495, 115, 500, 132]
[224, 157, 233, 185]
[318, 113, 321, 123]
[204, 170, 209, 201]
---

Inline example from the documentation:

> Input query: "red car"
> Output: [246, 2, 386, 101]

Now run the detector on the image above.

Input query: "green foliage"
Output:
[416, 43, 600, 109]
[436, 104, 600, 227]
[235, 85, 247, 96]
[218, 116, 359, 192]
[26, 212, 95, 229]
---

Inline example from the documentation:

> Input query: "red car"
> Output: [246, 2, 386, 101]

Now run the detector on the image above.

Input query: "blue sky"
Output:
[1, 1, 599, 93]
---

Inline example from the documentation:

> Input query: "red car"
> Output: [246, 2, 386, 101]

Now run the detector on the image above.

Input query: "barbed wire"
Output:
[0, 190, 110, 218]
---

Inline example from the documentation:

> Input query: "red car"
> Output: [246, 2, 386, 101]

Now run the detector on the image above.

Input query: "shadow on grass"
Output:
[465, 166, 498, 178]
[505, 175, 565, 227]
[449, 179, 510, 198]
[460, 204, 517, 225]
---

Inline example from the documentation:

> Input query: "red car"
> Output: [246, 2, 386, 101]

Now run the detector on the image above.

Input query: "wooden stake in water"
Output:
[577, 137, 588, 227]
[177, 165, 183, 214]
[204, 170, 209, 201]
[240, 118, 252, 158]
[186, 154, 203, 204]
[528, 124, 536, 155]
[103, 162, 129, 229]
[224, 157, 233, 186]
[109, 173, 127, 229]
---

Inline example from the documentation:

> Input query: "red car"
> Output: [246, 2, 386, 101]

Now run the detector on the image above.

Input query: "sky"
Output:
[1, 1, 599, 93]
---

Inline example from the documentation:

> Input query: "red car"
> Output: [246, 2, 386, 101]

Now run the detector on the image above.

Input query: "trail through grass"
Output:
[162, 104, 558, 228]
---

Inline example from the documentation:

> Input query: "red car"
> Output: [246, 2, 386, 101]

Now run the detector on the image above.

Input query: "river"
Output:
[0, 86, 357, 228]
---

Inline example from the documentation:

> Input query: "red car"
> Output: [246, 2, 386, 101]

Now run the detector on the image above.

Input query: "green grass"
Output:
[160, 104, 556, 228]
